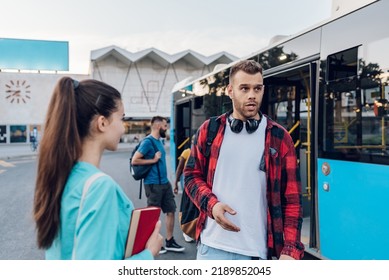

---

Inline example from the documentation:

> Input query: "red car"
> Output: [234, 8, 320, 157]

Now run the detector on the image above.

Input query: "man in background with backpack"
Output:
[184, 60, 304, 260]
[131, 116, 185, 254]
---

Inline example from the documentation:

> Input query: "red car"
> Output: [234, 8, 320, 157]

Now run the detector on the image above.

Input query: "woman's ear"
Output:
[96, 115, 107, 132]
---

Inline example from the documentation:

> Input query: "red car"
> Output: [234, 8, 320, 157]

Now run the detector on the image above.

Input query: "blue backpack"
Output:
[129, 137, 161, 199]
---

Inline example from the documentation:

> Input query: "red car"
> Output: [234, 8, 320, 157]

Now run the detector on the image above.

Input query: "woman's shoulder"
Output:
[68, 162, 116, 192]
[181, 148, 191, 158]
[69, 161, 130, 200]
[90, 172, 132, 204]
[87, 171, 119, 192]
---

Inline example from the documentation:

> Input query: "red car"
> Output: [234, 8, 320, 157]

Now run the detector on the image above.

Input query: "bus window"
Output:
[322, 46, 389, 161]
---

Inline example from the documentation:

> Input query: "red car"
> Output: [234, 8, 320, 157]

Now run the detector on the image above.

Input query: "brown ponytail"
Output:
[34, 77, 121, 249]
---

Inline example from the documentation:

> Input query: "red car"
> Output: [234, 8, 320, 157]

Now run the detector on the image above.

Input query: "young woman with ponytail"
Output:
[33, 77, 162, 259]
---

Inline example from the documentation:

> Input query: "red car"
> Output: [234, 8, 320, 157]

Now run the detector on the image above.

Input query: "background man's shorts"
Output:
[144, 182, 176, 213]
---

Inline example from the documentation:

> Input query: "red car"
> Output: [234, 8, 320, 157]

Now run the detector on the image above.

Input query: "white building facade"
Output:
[90, 46, 237, 119]
[0, 72, 88, 144]
[0, 46, 237, 144]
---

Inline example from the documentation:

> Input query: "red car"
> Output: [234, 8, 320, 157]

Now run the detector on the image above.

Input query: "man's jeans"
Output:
[197, 242, 261, 260]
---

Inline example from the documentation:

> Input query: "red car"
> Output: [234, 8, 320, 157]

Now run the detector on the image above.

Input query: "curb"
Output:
[0, 142, 168, 161]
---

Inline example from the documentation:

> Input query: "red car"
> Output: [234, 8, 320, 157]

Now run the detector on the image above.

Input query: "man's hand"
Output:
[279, 254, 296, 260]
[212, 202, 240, 232]
[153, 151, 162, 163]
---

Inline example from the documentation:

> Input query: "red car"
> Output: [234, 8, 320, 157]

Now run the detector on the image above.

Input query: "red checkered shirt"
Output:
[184, 113, 304, 260]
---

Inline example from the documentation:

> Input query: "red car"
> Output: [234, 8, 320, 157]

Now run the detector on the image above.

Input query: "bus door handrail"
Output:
[177, 137, 190, 150]
[288, 120, 300, 135]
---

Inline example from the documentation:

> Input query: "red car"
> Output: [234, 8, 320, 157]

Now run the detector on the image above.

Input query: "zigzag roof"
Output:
[90, 46, 238, 67]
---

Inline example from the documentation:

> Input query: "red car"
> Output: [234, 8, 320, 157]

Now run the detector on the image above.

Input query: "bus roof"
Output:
[171, 0, 378, 93]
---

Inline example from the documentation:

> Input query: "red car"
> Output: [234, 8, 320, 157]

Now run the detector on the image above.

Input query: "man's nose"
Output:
[247, 89, 256, 98]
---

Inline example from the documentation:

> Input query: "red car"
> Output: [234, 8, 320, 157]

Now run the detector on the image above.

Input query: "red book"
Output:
[124, 206, 161, 258]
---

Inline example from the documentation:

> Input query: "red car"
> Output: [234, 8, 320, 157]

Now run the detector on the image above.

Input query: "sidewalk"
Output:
[0, 141, 175, 182]
[0, 144, 36, 160]
[0, 142, 135, 160]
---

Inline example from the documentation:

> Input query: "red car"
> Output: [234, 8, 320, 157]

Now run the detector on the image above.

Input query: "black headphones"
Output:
[228, 112, 262, 134]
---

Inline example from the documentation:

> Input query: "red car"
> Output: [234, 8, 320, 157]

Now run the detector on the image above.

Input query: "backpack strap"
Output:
[204, 116, 220, 173]
[72, 172, 106, 259]
[148, 138, 162, 185]
[204, 117, 219, 157]
[138, 180, 143, 200]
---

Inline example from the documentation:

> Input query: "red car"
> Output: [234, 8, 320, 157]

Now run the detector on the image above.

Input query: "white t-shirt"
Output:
[201, 116, 268, 258]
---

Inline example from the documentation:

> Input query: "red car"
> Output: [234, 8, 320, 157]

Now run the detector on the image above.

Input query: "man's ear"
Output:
[227, 84, 233, 99]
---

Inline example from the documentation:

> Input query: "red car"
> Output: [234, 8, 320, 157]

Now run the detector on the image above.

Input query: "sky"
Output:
[1, 0, 332, 74]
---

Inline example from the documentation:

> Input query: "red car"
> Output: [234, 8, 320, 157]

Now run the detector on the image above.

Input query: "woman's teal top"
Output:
[46, 161, 153, 260]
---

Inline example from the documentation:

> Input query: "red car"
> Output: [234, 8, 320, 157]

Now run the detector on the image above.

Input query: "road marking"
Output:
[0, 160, 15, 168]
[9, 159, 34, 164]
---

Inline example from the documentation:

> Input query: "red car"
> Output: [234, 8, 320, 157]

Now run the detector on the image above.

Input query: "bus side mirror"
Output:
[373, 99, 389, 117]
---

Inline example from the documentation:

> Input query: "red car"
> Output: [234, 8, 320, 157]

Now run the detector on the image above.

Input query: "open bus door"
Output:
[263, 62, 318, 256]
[173, 93, 232, 172]
[173, 98, 193, 171]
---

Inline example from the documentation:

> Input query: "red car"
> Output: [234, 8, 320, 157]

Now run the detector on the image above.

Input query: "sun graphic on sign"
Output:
[5, 80, 31, 104]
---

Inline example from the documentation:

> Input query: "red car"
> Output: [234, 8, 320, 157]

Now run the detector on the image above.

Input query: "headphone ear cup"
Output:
[229, 118, 244, 133]
[245, 119, 260, 134]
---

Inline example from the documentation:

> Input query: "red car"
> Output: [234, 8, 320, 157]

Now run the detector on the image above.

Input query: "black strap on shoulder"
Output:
[205, 117, 219, 158]
[146, 137, 162, 185]
[148, 138, 162, 185]
[139, 180, 143, 199]
[204, 116, 220, 173]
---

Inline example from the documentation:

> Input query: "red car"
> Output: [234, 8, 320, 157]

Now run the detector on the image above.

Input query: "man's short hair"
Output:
[229, 60, 263, 84]
[151, 116, 167, 125]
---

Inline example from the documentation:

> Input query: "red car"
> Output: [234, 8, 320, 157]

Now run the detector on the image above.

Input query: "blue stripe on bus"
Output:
[317, 158, 389, 259]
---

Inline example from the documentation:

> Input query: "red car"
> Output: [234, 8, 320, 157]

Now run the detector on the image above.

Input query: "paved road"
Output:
[0, 143, 317, 260]
[0, 143, 196, 260]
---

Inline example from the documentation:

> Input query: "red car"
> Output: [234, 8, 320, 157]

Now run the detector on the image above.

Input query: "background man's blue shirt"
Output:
[138, 136, 168, 184]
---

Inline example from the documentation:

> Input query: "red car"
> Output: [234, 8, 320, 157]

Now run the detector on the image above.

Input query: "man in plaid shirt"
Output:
[184, 60, 304, 260]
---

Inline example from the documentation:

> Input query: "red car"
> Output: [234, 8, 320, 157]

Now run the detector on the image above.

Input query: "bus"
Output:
[170, 0, 389, 260]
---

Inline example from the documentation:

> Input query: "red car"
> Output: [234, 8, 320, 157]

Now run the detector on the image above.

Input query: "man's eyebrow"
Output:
[238, 83, 263, 86]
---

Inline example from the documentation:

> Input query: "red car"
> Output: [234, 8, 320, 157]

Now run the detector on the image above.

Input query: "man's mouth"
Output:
[246, 103, 257, 110]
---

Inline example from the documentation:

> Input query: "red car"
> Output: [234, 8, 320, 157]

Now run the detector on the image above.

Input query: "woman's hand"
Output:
[173, 182, 179, 194]
[145, 220, 163, 257]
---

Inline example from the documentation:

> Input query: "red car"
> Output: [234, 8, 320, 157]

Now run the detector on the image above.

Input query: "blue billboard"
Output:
[0, 38, 69, 71]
